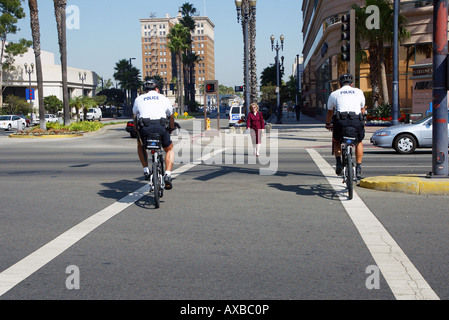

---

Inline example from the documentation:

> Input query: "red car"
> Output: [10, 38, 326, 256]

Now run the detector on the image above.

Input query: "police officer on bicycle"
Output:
[325, 73, 366, 179]
[133, 78, 175, 190]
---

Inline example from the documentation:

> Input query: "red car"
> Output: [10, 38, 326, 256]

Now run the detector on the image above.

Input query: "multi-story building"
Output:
[139, 9, 215, 106]
[301, 0, 435, 121]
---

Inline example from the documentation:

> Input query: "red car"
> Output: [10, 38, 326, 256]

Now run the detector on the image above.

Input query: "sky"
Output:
[11, 0, 304, 89]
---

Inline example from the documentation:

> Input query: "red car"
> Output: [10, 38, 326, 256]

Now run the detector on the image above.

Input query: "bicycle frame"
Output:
[341, 136, 357, 200]
[143, 134, 165, 208]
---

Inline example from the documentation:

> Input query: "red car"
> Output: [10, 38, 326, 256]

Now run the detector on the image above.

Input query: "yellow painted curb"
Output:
[9, 134, 83, 139]
[360, 175, 449, 195]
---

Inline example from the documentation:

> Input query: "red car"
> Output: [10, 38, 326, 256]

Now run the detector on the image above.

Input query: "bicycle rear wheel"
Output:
[345, 151, 354, 200]
[152, 161, 160, 208]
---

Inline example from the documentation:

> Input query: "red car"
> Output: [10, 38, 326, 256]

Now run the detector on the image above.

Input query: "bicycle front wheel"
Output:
[345, 151, 354, 200]
[152, 161, 160, 208]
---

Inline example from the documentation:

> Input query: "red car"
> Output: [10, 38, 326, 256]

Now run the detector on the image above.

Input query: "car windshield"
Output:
[413, 111, 449, 124]
[88, 109, 94, 112]
[0, 116, 10, 120]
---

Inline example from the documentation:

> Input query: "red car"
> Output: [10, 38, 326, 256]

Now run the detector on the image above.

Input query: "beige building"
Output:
[301, 0, 436, 121]
[139, 9, 215, 105]
[3, 47, 98, 114]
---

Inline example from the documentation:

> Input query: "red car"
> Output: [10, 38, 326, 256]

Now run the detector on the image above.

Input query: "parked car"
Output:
[44, 114, 58, 123]
[86, 108, 102, 121]
[0, 115, 26, 131]
[126, 120, 137, 138]
[370, 111, 449, 154]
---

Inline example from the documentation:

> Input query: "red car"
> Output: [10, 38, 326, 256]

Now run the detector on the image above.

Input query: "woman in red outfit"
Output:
[246, 103, 265, 156]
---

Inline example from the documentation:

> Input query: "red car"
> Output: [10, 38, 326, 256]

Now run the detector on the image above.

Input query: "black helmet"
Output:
[144, 78, 158, 91]
[339, 73, 353, 85]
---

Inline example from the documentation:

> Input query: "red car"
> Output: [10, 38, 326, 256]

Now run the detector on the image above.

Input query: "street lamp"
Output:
[235, 0, 257, 116]
[24, 63, 34, 102]
[79, 72, 86, 96]
[24, 63, 34, 122]
[271, 34, 284, 124]
[79, 72, 87, 121]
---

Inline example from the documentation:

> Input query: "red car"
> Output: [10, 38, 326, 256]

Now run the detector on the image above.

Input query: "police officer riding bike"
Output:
[325, 73, 366, 179]
[133, 78, 175, 191]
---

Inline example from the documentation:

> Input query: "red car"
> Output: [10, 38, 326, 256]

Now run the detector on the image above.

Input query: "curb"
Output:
[9, 133, 82, 139]
[360, 175, 449, 195]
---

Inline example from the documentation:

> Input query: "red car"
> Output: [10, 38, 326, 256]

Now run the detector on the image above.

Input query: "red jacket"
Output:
[246, 112, 265, 130]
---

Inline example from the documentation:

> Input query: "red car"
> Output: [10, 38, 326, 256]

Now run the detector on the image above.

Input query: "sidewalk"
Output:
[267, 112, 449, 196]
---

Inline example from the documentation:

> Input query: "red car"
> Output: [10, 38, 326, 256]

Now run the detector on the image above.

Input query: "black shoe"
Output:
[335, 162, 343, 176]
[144, 172, 151, 181]
[356, 164, 362, 179]
[164, 174, 173, 190]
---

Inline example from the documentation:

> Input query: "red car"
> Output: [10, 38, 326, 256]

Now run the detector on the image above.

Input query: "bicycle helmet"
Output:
[144, 78, 159, 91]
[339, 73, 354, 85]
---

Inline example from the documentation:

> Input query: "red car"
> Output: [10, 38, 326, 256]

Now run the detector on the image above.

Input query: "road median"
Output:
[360, 174, 449, 195]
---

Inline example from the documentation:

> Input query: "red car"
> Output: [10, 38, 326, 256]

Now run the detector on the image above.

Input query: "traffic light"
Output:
[206, 83, 215, 93]
[341, 13, 350, 61]
[234, 85, 243, 92]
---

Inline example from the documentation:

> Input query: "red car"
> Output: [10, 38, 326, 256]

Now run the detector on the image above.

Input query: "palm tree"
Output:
[167, 23, 189, 114]
[240, 0, 257, 105]
[180, 3, 198, 106]
[69, 96, 84, 122]
[352, 0, 409, 106]
[27, 0, 46, 131]
[53, 0, 70, 125]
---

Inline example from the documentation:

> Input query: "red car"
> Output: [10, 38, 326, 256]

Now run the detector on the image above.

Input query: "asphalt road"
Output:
[1, 115, 448, 307]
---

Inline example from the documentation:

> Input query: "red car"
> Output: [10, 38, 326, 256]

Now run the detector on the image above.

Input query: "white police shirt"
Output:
[132, 91, 173, 119]
[327, 85, 365, 114]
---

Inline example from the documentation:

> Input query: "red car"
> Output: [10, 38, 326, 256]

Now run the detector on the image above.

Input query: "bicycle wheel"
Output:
[152, 161, 160, 208]
[345, 150, 354, 200]
[159, 154, 164, 198]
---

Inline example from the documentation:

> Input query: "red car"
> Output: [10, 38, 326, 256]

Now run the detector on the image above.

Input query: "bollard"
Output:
[206, 118, 211, 130]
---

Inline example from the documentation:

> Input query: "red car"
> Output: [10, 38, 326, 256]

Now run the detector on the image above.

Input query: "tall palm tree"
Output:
[180, 2, 198, 105]
[240, 0, 257, 106]
[53, 0, 70, 125]
[167, 23, 189, 114]
[27, 0, 46, 131]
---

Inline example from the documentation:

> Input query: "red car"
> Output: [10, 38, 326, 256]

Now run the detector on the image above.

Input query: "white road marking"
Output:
[0, 148, 226, 297]
[307, 148, 439, 300]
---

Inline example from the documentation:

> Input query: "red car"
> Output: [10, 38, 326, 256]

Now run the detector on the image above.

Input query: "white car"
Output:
[45, 114, 58, 123]
[86, 108, 102, 121]
[0, 115, 26, 131]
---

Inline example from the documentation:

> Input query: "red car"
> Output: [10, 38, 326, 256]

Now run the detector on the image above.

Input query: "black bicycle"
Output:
[143, 133, 165, 208]
[341, 135, 358, 200]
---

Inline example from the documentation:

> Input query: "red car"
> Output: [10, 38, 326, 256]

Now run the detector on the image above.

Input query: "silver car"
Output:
[370, 111, 449, 154]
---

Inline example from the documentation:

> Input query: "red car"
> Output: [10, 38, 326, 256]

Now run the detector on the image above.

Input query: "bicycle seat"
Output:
[145, 133, 162, 150]
[342, 136, 357, 145]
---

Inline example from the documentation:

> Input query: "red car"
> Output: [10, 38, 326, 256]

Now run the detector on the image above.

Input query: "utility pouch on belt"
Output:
[336, 111, 356, 120]
[139, 118, 167, 127]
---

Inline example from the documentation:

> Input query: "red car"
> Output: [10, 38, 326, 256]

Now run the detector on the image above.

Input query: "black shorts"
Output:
[139, 123, 172, 149]
[332, 117, 365, 144]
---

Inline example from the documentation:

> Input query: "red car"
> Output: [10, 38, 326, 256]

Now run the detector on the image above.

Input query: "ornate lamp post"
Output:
[79, 72, 87, 121]
[271, 34, 284, 124]
[24, 63, 34, 122]
[235, 0, 257, 116]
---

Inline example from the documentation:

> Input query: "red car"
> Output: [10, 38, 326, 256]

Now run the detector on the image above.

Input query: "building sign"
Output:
[410, 61, 432, 114]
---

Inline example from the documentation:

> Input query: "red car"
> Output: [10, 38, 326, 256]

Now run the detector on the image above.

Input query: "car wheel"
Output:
[130, 132, 137, 138]
[394, 134, 417, 154]
[22, 123, 26, 130]
[7, 124, 11, 131]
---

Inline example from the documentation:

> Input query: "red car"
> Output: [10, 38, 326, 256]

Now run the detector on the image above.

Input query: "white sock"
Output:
[165, 170, 171, 177]
[144, 167, 150, 174]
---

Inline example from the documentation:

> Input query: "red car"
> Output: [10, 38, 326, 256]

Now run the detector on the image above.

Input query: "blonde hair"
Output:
[249, 103, 259, 112]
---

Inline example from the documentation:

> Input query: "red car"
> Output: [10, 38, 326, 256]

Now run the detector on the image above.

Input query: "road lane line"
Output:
[306, 148, 439, 300]
[0, 148, 226, 297]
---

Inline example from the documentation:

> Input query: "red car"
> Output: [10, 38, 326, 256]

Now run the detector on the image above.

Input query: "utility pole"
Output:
[431, 0, 448, 177]
[392, 0, 399, 126]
